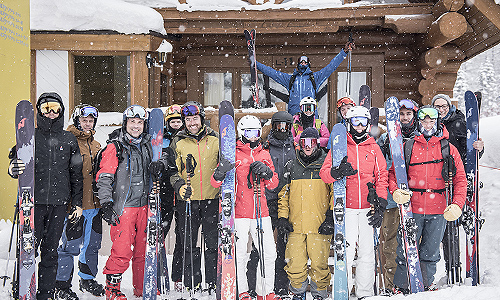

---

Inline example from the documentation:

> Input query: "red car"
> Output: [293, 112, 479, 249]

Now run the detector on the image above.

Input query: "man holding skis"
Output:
[8, 92, 83, 300]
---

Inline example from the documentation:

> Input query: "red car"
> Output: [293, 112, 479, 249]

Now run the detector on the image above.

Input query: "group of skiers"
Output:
[7, 46, 485, 300]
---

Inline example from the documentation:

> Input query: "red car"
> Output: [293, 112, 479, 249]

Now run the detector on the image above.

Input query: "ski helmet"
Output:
[181, 101, 205, 123]
[271, 111, 293, 140]
[299, 127, 320, 149]
[72, 104, 98, 131]
[237, 115, 262, 139]
[346, 106, 371, 142]
[417, 105, 441, 137]
[122, 105, 148, 132]
[399, 99, 418, 137]
[298, 55, 310, 66]
[165, 104, 182, 123]
[37, 92, 65, 118]
[299, 97, 316, 112]
[337, 97, 356, 110]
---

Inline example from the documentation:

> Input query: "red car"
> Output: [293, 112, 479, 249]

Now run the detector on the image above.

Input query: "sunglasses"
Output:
[181, 105, 200, 117]
[399, 99, 417, 111]
[299, 138, 318, 149]
[350, 116, 369, 127]
[243, 129, 261, 139]
[124, 105, 148, 120]
[40, 101, 62, 114]
[301, 104, 316, 113]
[273, 122, 290, 132]
[418, 107, 439, 120]
[80, 106, 98, 118]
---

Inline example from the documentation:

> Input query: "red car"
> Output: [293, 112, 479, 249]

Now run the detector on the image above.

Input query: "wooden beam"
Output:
[130, 52, 149, 107]
[383, 14, 434, 33]
[424, 12, 467, 47]
[471, 0, 500, 30]
[432, 0, 464, 17]
[418, 47, 448, 69]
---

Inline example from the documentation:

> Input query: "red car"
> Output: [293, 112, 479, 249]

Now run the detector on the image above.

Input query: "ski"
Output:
[15, 100, 36, 300]
[384, 96, 424, 294]
[359, 85, 371, 109]
[244, 29, 260, 108]
[330, 123, 348, 300]
[370, 107, 380, 137]
[143, 108, 164, 299]
[464, 91, 480, 286]
[216, 100, 237, 300]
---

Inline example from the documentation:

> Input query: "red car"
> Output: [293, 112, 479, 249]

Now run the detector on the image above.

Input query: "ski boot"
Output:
[105, 274, 127, 300]
[79, 278, 105, 296]
[54, 287, 79, 300]
[291, 292, 306, 300]
[239, 291, 253, 300]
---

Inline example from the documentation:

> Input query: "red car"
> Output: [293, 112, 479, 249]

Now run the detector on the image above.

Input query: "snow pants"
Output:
[285, 232, 331, 298]
[235, 217, 276, 296]
[103, 205, 147, 293]
[394, 213, 446, 289]
[170, 208, 184, 283]
[56, 208, 102, 288]
[381, 207, 399, 290]
[34, 204, 67, 300]
[345, 208, 375, 298]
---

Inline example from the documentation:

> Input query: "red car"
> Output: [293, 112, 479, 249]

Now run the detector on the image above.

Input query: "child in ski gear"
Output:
[390, 105, 467, 291]
[291, 97, 330, 148]
[278, 127, 333, 300]
[211, 115, 280, 300]
[320, 106, 388, 299]
[8, 92, 84, 300]
[166, 101, 220, 293]
[55, 105, 104, 299]
[376, 99, 418, 291]
[256, 41, 353, 116]
[95, 104, 153, 299]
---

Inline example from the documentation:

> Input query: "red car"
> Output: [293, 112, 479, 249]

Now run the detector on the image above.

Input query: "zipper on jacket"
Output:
[47, 131, 52, 205]
[356, 143, 362, 209]
[87, 138, 97, 209]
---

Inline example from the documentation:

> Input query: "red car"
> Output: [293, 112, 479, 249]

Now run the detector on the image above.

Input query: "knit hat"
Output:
[431, 94, 452, 106]
[301, 127, 320, 139]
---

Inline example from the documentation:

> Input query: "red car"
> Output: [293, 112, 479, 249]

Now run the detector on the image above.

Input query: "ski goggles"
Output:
[417, 107, 439, 120]
[243, 129, 261, 139]
[300, 104, 316, 113]
[298, 56, 309, 64]
[299, 137, 318, 149]
[273, 121, 290, 132]
[337, 97, 355, 109]
[39, 101, 62, 114]
[349, 116, 369, 127]
[124, 105, 148, 120]
[399, 99, 418, 112]
[181, 105, 200, 117]
[80, 105, 99, 118]
[167, 104, 182, 115]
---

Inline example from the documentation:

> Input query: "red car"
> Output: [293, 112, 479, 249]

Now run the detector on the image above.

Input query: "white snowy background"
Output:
[2, 0, 500, 299]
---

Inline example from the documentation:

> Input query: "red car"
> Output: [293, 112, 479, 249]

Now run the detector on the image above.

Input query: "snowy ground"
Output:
[0, 115, 499, 300]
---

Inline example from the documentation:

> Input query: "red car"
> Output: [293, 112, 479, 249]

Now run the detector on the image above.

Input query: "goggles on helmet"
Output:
[167, 104, 182, 115]
[349, 116, 369, 127]
[124, 105, 148, 120]
[40, 101, 62, 114]
[299, 56, 309, 65]
[80, 105, 99, 118]
[273, 121, 290, 132]
[301, 103, 316, 113]
[299, 137, 318, 149]
[417, 107, 439, 120]
[399, 99, 418, 112]
[243, 129, 261, 139]
[182, 105, 200, 117]
[337, 97, 355, 109]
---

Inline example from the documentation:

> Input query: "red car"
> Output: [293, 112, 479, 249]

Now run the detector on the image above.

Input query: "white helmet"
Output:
[345, 106, 371, 120]
[300, 96, 316, 107]
[237, 115, 262, 138]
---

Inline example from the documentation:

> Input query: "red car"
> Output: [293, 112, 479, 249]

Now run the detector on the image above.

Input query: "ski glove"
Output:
[149, 161, 165, 181]
[278, 217, 293, 234]
[249, 161, 273, 181]
[366, 182, 388, 209]
[393, 189, 412, 204]
[318, 210, 335, 235]
[213, 156, 235, 182]
[101, 201, 120, 226]
[68, 206, 83, 223]
[330, 156, 357, 180]
[178, 184, 192, 201]
[367, 207, 384, 228]
[8, 159, 25, 179]
[443, 203, 462, 221]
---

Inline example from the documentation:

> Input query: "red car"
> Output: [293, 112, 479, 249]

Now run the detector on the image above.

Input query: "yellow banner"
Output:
[0, 0, 30, 220]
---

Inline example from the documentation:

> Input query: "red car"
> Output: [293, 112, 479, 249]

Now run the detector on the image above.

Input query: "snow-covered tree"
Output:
[478, 52, 499, 117]
[454, 67, 468, 112]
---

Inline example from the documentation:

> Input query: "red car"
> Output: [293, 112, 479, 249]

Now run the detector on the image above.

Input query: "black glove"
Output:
[278, 217, 293, 234]
[344, 41, 355, 53]
[330, 156, 357, 180]
[213, 156, 235, 181]
[249, 161, 273, 181]
[367, 207, 384, 228]
[366, 182, 378, 206]
[8, 159, 25, 179]
[178, 184, 192, 200]
[318, 210, 334, 235]
[149, 161, 165, 181]
[101, 201, 120, 226]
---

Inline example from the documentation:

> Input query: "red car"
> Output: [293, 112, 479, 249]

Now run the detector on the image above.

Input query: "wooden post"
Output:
[130, 52, 149, 108]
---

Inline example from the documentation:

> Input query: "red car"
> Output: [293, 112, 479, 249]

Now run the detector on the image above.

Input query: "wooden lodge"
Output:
[30, 0, 500, 129]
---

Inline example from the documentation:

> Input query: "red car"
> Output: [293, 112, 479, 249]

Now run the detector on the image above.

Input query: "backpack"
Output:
[293, 118, 322, 134]
[289, 73, 317, 100]
[91, 140, 124, 196]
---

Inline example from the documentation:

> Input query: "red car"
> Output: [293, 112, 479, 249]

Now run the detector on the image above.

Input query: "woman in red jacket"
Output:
[320, 106, 388, 299]
[390, 106, 466, 293]
[211, 115, 280, 300]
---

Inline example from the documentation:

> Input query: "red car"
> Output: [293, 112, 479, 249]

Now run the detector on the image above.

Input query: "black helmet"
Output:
[181, 101, 205, 124]
[271, 111, 293, 140]
[36, 92, 65, 118]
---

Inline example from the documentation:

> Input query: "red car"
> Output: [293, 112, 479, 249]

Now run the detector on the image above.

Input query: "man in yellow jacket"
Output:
[278, 127, 334, 300]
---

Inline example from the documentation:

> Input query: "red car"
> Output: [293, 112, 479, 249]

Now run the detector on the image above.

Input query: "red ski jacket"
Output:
[211, 140, 278, 219]
[388, 129, 467, 215]
[320, 133, 388, 209]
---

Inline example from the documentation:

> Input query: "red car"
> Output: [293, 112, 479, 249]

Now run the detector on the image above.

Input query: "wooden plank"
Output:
[130, 52, 149, 107]
[432, 0, 464, 17]
[472, 0, 500, 30]
[383, 14, 434, 33]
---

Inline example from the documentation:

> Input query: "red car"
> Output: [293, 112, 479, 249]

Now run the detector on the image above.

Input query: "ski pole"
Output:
[447, 156, 461, 284]
[1, 196, 20, 286]
[253, 175, 266, 297]
[346, 30, 353, 97]
[185, 154, 196, 298]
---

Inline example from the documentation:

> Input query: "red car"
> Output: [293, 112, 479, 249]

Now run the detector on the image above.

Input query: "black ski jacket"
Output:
[35, 114, 83, 207]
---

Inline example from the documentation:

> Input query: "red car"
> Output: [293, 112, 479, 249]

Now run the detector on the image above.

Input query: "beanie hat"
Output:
[301, 127, 320, 139]
[431, 94, 452, 106]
